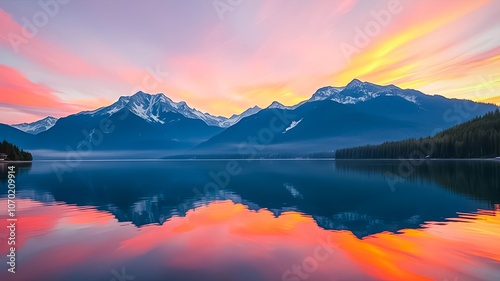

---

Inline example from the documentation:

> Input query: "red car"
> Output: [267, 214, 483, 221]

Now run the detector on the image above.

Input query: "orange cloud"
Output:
[333, 0, 492, 86]
[479, 96, 500, 105]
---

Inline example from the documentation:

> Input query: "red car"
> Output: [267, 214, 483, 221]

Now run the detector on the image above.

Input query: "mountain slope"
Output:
[192, 99, 424, 155]
[336, 109, 500, 159]
[0, 124, 35, 148]
[220, 106, 262, 127]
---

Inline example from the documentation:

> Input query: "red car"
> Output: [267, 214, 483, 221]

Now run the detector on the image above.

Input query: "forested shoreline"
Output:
[0, 140, 33, 161]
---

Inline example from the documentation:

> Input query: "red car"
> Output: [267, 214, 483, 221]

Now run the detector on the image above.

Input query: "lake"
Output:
[1, 160, 499, 280]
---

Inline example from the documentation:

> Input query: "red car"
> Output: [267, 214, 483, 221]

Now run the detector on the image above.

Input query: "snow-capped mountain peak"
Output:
[77, 91, 260, 128]
[220, 106, 262, 127]
[268, 101, 287, 109]
[313, 79, 420, 104]
[125, 92, 206, 124]
[11, 116, 58, 135]
[345, 78, 364, 88]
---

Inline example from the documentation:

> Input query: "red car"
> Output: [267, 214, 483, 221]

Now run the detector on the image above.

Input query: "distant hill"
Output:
[0, 124, 34, 148]
[336, 109, 500, 159]
[11, 116, 58, 134]
[0, 140, 33, 161]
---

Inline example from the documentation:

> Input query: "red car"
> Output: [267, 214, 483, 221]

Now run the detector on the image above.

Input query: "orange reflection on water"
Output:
[1, 199, 499, 281]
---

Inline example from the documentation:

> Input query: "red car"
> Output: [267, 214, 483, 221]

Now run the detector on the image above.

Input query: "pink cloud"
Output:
[0, 64, 61, 108]
[0, 65, 107, 123]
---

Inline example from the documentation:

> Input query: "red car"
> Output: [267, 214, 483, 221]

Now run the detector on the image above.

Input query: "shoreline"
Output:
[2, 158, 498, 162]
[334, 158, 500, 161]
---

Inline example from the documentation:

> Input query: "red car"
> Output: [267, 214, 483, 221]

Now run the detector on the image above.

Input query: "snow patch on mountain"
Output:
[130, 100, 153, 121]
[310, 86, 345, 101]
[397, 94, 418, 103]
[283, 118, 303, 133]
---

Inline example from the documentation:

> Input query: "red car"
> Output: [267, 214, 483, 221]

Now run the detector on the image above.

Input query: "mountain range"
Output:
[190, 79, 498, 156]
[1, 79, 497, 158]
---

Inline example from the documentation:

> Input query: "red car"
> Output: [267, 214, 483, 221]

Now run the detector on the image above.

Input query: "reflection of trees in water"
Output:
[0, 162, 32, 180]
[335, 160, 500, 205]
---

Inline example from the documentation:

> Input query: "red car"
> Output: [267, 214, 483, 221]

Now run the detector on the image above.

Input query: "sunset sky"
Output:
[0, 0, 499, 124]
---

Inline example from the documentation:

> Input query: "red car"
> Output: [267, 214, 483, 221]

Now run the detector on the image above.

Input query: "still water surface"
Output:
[1, 160, 499, 280]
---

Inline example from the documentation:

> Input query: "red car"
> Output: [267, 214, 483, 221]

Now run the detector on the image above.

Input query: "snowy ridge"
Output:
[311, 79, 420, 105]
[267, 101, 305, 110]
[268, 101, 289, 110]
[11, 116, 58, 134]
[266, 79, 420, 111]
[220, 106, 262, 127]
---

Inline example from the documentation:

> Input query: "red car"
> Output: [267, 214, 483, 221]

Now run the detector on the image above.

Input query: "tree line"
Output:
[336, 109, 500, 159]
[0, 140, 33, 161]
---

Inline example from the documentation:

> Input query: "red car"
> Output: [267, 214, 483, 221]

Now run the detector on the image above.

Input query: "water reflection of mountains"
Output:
[1, 160, 498, 237]
[335, 159, 500, 204]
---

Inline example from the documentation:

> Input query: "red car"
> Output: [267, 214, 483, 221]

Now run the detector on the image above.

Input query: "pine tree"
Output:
[0, 140, 33, 161]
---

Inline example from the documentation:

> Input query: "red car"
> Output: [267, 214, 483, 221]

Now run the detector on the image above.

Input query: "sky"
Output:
[0, 0, 499, 124]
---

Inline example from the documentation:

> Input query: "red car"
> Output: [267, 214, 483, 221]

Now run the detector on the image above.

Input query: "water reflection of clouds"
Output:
[1, 199, 499, 281]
